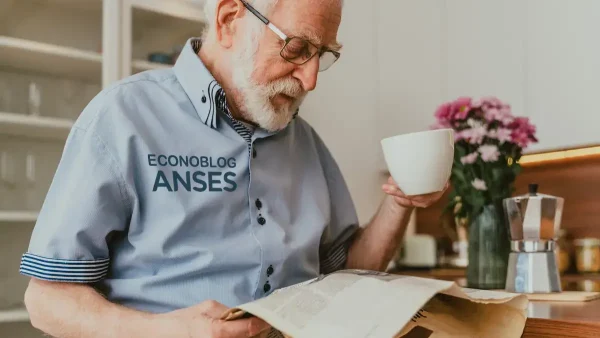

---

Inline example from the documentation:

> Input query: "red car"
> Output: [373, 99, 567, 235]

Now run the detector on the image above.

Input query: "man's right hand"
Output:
[161, 300, 272, 338]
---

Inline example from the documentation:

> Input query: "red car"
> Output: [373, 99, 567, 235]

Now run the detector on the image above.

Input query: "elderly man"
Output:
[21, 0, 445, 337]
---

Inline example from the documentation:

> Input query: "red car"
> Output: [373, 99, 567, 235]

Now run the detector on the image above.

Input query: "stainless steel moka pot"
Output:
[503, 184, 564, 293]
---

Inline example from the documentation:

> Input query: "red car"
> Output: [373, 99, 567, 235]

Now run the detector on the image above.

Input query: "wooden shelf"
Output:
[47, 0, 102, 11]
[0, 112, 73, 140]
[0, 308, 29, 324]
[132, 59, 172, 73]
[0, 211, 38, 223]
[129, 0, 206, 23]
[0, 36, 102, 82]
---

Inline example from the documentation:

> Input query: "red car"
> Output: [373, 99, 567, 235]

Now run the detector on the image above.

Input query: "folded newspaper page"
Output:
[221, 269, 528, 338]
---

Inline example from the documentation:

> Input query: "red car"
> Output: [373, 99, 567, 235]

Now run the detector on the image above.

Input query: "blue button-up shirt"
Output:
[20, 38, 359, 313]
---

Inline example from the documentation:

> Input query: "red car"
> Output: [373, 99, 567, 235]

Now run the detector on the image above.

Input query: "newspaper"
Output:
[221, 269, 529, 338]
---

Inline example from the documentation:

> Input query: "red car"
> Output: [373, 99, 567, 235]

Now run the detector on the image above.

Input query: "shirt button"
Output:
[252, 148, 257, 158]
[255, 199, 262, 210]
[263, 281, 271, 293]
[257, 216, 266, 225]
[267, 265, 274, 277]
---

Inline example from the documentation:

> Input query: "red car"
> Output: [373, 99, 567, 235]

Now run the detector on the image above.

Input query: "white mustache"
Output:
[260, 78, 305, 99]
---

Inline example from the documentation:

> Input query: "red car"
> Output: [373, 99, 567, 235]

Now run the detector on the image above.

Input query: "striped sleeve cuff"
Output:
[267, 329, 285, 338]
[320, 234, 356, 275]
[320, 243, 348, 274]
[19, 253, 109, 283]
[320, 225, 359, 275]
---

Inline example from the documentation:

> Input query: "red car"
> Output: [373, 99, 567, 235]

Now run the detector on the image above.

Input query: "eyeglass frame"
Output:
[239, 0, 341, 71]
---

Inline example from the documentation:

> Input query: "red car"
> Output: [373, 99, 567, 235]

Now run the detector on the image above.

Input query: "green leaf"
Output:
[452, 168, 468, 184]
[492, 168, 504, 181]
[512, 163, 522, 176]
[456, 145, 467, 159]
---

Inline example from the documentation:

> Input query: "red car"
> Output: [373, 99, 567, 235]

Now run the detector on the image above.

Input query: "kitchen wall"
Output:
[302, 0, 387, 224]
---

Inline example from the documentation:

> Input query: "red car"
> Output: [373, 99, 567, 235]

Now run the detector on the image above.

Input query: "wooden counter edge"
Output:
[523, 317, 600, 337]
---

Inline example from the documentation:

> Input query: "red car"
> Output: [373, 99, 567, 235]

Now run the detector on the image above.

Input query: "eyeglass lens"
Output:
[281, 37, 338, 72]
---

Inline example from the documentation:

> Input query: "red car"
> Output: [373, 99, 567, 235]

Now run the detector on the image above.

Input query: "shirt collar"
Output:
[174, 38, 222, 129]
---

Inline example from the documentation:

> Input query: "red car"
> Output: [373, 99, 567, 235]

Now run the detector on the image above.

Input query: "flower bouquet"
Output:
[432, 96, 537, 288]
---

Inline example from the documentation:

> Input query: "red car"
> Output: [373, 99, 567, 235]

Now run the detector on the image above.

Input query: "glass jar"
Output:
[574, 238, 600, 273]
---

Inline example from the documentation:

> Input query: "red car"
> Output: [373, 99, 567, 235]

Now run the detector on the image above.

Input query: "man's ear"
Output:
[214, 0, 245, 48]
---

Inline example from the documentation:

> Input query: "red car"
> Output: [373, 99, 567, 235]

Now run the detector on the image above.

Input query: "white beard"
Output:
[230, 23, 306, 132]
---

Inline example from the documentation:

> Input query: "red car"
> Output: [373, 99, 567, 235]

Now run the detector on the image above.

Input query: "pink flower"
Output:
[488, 128, 512, 144]
[481, 96, 503, 109]
[451, 97, 472, 120]
[460, 152, 479, 164]
[509, 117, 538, 148]
[434, 102, 453, 122]
[434, 97, 472, 125]
[471, 98, 482, 108]
[484, 106, 514, 125]
[472, 178, 488, 191]
[478, 144, 500, 162]
[459, 125, 487, 144]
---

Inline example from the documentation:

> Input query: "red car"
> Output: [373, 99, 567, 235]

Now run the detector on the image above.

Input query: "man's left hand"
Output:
[382, 176, 448, 209]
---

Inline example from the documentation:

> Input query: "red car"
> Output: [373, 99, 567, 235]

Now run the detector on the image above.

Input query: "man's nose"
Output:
[293, 56, 320, 92]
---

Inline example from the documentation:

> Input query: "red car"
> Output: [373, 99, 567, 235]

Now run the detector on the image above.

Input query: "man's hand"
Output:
[161, 300, 271, 338]
[382, 176, 448, 209]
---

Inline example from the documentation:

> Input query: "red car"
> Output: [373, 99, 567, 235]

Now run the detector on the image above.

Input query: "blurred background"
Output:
[0, 0, 599, 336]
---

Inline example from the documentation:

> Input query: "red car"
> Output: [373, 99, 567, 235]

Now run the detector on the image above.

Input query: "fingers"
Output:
[394, 196, 429, 209]
[383, 176, 448, 208]
[198, 300, 271, 337]
[383, 184, 441, 202]
[214, 317, 271, 338]
[382, 183, 407, 198]
[198, 300, 230, 318]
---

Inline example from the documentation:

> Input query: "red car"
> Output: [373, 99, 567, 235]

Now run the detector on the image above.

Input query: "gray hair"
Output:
[202, 0, 279, 39]
[202, 0, 343, 39]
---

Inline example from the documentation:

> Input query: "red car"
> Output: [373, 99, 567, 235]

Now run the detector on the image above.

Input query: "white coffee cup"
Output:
[381, 129, 454, 196]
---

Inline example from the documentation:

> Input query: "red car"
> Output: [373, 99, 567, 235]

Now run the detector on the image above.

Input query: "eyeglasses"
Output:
[240, 0, 341, 72]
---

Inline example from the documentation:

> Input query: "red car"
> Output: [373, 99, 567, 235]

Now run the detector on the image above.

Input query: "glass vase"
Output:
[467, 203, 510, 289]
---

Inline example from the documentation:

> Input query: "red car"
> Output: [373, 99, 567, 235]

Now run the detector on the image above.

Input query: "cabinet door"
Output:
[444, 0, 527, 115]
[526, 0, 600, 152]
[376, 0, 445, 139]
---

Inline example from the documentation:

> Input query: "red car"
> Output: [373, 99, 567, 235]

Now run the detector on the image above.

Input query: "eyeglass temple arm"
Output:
[240, 0, 268, 24]
[240, 0, 287, 40]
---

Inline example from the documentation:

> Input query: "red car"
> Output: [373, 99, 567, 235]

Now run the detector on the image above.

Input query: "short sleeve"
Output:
[19, 126, 131, 283]
[310, 128, 360, 274]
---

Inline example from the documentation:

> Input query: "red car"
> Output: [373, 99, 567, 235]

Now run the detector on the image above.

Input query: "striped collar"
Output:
[173, 38, 223, 129]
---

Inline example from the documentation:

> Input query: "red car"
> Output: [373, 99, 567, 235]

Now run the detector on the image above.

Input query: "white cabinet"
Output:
[376, 0, 600, 154]
[525, 0, 600, 152]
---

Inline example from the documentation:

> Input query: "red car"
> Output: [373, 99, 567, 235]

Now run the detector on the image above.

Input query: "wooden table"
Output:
[393, 269, 600, 337]
[524, 299, 600, 337]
